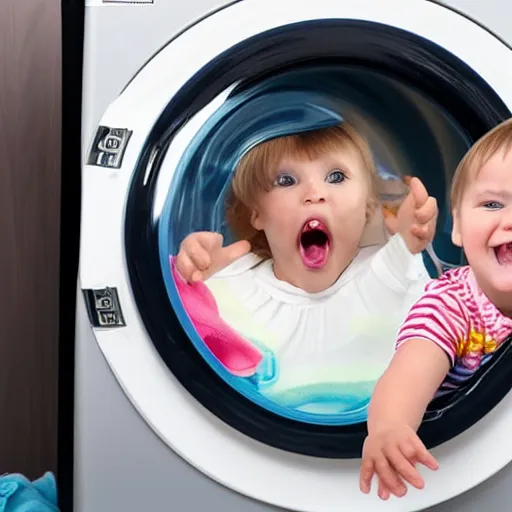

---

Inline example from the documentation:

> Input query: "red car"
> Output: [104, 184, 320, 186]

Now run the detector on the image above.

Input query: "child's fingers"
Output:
[359, 458, 375, 494]
[409, 177, 429, 208]
[378, 477, 391, 501]
[196, 231, 223, 249]
[375, 454, 407, 497]
[409, 224, 430, 240]
[190, 269, 204, 283]
[186, 240, 212, 271]
[391, 443, 427, 490]
[414, 196, 438, 224]
[175, 252, 197, 282]
[217, 240, 251, 269]
[410, 438, 440, 471]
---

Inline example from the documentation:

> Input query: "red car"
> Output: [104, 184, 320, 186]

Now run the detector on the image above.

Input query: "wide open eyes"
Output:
[273, 169, 346, 188]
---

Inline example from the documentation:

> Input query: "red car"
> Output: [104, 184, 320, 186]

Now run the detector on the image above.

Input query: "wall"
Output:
[0, 0, 61, 477]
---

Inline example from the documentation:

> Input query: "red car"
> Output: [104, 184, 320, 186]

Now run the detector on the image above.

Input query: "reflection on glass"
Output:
[157, 65, 470, 426]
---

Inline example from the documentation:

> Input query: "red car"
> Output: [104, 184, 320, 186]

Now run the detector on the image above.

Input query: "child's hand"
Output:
[359, 423, 439, 500]
[384, 177, 438, 254]
[176, 232, 251, 283]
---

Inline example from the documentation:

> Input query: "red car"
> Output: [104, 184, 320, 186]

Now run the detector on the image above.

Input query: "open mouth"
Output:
[494, 242, 512, 266]
[298, 219, 331, 269]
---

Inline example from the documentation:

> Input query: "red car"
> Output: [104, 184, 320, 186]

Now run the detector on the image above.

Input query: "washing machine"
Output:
[59, 0, 512, 511]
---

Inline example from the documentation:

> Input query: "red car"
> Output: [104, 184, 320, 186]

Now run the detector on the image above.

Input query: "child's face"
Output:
[250, 147, 371, 293]
[452, 148, 512, 313]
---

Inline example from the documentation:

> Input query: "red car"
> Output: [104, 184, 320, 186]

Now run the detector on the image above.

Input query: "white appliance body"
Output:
[74, 1, 512, 511]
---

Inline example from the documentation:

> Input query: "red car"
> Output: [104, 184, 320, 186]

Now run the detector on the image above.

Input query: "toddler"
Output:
[359, 118, 512, 499]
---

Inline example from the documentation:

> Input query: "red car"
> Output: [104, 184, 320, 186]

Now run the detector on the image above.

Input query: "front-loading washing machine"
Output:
[59, 1, 512, 511]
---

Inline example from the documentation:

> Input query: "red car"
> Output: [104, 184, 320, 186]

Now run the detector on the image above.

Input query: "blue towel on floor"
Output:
[0, 472, 58, 511]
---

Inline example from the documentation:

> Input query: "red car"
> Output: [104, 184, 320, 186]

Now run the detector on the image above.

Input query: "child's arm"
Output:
[360, 277, 468, 500]
[368, 340, 449, 434]
[360, 340, 449, 500]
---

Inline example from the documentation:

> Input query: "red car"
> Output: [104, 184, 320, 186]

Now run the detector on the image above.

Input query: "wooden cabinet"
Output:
[0, 0, 61, 478]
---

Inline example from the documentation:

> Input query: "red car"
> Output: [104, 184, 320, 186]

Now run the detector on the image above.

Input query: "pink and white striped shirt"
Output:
[396, 266, 512, 392]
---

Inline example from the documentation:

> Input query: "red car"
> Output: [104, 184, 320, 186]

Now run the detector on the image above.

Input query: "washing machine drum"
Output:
[84, 0, 512, 469]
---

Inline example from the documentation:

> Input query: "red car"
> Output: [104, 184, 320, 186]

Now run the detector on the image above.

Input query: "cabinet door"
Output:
[0, 0, 60, 478]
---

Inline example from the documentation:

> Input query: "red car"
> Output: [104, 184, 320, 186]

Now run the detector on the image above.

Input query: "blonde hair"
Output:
[225, 123, 379, 259]
[451, 117, 512, 210]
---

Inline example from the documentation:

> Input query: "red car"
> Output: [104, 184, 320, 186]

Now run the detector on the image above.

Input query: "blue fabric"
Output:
[0, 472, 58, 512]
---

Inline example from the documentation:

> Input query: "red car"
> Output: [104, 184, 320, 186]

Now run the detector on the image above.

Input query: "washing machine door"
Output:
[80, 0, 512, 510]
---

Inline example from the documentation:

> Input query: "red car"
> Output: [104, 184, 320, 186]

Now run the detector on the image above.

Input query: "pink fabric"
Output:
[170, 256, 263, 377]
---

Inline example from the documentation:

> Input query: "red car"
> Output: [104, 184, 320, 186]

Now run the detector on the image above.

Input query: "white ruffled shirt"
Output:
[204, 234, 431, 405]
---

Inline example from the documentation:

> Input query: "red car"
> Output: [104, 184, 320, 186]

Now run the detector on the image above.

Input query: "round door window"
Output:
[123, 18, 512, 458]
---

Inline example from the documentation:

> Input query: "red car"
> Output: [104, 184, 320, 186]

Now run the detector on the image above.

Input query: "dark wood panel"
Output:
[0, 0, 61, 478]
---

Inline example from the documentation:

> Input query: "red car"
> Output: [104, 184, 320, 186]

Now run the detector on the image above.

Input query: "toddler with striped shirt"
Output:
[359, 118, 512, 500]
